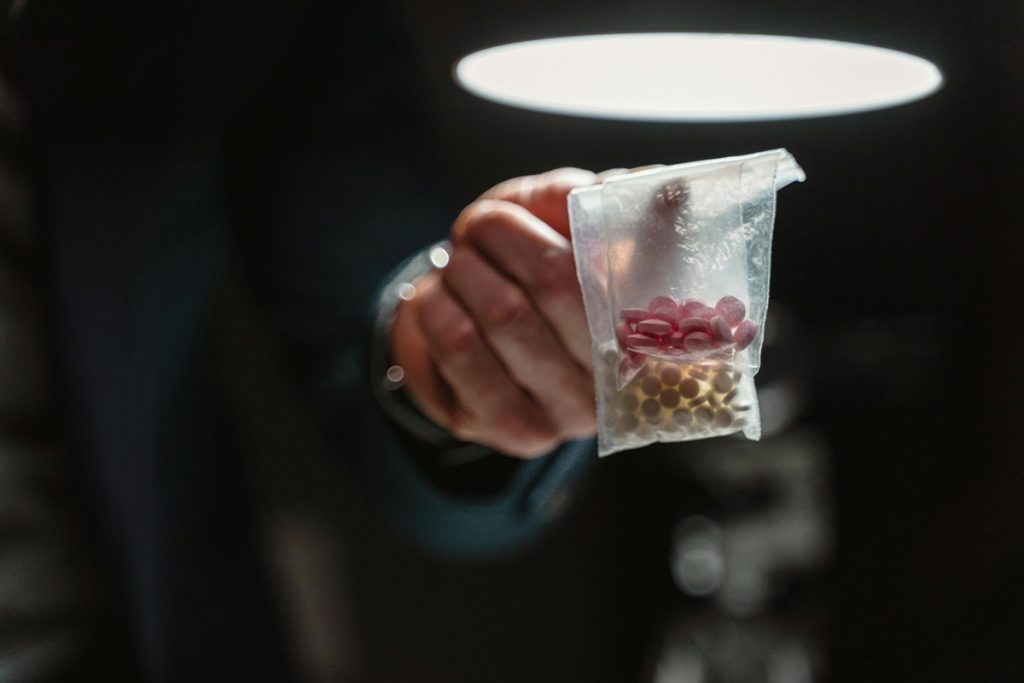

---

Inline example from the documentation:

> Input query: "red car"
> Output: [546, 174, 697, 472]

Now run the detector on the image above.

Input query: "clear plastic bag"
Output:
[570, 149, 805, 456]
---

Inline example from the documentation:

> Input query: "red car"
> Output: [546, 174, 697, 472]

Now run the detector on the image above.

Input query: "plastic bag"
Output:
[569, 149, 805, 456]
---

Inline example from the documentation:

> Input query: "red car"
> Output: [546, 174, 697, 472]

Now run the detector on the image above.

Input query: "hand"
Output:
[391, 168, 598, 458]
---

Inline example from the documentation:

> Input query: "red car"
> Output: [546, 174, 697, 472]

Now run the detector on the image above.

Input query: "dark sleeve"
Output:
[223, 1, 596, 558]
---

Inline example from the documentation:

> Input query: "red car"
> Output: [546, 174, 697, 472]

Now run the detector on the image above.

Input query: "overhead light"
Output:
[455, 33, 943, 121]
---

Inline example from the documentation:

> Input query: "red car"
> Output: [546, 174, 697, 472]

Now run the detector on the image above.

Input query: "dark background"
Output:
[10, 0, 1022, 680]
[260, 0, 1023, 681]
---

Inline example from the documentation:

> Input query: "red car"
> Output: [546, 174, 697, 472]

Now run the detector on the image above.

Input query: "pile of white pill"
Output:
[600, 347, 755, 446]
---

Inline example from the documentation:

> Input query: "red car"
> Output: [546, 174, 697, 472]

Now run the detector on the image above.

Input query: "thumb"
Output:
[480, 167, 596, 239]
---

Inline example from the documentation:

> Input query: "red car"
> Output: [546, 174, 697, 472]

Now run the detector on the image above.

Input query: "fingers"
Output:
[450, 199, 593, 370]
[594, 164, 666, 184]
[413, 274, 564, 458]
[481, 167, 596, 237]
[397, 167, 606, 458]
[442, 246, 596, 440]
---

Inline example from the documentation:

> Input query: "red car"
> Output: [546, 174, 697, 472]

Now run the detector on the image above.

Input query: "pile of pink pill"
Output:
[617, 295, 758, 360]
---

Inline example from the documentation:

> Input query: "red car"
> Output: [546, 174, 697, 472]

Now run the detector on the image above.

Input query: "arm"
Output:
[218, 2, 600, 559]
[233, 157, 599, 558]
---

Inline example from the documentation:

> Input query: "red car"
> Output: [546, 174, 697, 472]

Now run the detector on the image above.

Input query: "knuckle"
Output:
[520, 426, 561, 457]
[447, 417, 476, 443]
[532, 248, 578, 294]
[454, 199, 514, 241]
[533, 422, 561, 446]
[549, 385, 597, 439]
[560, 413, 598, 441]
[414, 290, 446, 335]
[503, 440, 546, 459]
[435, 316, 481, 355]
[506, 445, 539, 460]
[479, 177, 518, 201]
[439, 249, 468, 290]
[516, 436, 560, 459]
[548, 166, 597, 183]
[492, 415, 560, 459]
[537, 167, 597, 195]
[551, 367, 590, 399]
[482, 286, 533, 331]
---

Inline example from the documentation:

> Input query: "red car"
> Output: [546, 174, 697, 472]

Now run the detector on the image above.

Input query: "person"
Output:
[4, 0, 598, 679]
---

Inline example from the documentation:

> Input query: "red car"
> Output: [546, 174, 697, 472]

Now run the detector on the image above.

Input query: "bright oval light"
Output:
[455, 33, 943, 121]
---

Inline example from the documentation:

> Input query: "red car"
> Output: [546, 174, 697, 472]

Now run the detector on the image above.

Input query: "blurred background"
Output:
[2, 0, 1022, 680]
[261, 0, 1021, 680]
[291, 1, 1017, 681]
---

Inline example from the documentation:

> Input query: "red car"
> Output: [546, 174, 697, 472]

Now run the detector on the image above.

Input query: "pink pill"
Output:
[620, 308, 649, 325]
[715, 296, 746, 326]
[648, 295, 679, 312]
[650, 305, 680, 325]
[682, 332, 714, 352]
[678, 317, 711, 335]
[667, 331, 686, 348]
[710, 316, 734, 343]
[679, 299, 700, 314]
[627, 333, 660, 350]
[681, 300, 715, 320]
[637, 319, 673, 336]
[732, 320, 759, 350]
[615, 322, 631, 351]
